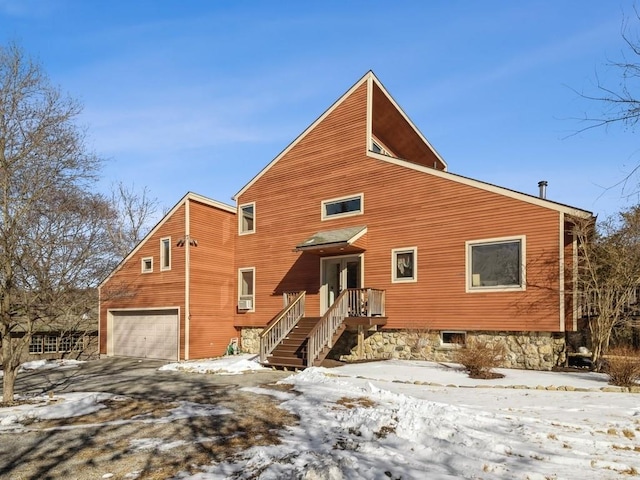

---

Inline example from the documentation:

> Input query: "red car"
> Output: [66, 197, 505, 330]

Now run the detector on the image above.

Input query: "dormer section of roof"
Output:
[368, 76, 447, 171]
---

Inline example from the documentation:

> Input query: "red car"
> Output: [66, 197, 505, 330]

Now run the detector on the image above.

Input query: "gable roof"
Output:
[234, 71, 446, 200]
[234, 71, 592, 219]
[99, 192, 235, 288]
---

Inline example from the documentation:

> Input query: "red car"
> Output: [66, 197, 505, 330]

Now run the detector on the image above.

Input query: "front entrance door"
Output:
[321, 256, 362, 314]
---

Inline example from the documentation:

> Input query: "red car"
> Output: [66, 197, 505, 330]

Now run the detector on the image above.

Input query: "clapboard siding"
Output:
[234, 82, 368, 327]
[234, 78, 570, 333]
[99, 204, 187, 356]
[187, 198, 236, 358]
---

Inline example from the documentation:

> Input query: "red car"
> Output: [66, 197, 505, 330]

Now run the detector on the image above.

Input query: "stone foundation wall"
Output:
[331, 329, 567, 371]
[240, 327, 262, 354]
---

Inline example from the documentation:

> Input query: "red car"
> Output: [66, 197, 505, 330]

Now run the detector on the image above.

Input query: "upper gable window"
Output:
[322, 194, 363, 220]
[371, 138, 393, 156]
[239, 202, 255, 234]
[466, 236, 525, 292]
[160, 237, 171, 271]
[141, 257, 153, 273]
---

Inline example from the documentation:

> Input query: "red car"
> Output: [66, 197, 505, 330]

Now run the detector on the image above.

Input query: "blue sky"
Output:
[1, 1, 639, 218]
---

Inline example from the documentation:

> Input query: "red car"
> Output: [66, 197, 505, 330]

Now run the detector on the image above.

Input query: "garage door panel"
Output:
[112, 310, 178, 360]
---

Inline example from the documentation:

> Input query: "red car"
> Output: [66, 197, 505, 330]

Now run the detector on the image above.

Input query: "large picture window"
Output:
[321, 194, 363, 220]
[239, 202, 255, 234]
[466, 236, 525, 291]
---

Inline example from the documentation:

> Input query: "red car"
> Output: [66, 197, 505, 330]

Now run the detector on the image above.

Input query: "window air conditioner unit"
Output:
[238, 299, 253, 310]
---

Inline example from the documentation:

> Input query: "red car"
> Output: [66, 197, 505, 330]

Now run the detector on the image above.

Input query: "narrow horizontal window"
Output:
[322, 194, 363, 220]
[441, 331, 466, 346]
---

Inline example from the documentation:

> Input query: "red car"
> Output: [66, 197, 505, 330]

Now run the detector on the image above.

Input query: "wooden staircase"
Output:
[260, 288, 386, 369]
[267, 317, 320, 368]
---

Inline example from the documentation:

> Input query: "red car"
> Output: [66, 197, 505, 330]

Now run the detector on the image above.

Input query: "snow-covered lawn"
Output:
[2, 355, 640, 479]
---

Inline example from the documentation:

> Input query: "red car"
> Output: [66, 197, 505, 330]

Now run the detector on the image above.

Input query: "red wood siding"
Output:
[99, 204, 187, 356]
[187, 199, 236, 358]
[234, 80, 567, 333]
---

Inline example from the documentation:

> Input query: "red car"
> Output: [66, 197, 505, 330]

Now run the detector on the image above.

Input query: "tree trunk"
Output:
[1, 362, 17, 405]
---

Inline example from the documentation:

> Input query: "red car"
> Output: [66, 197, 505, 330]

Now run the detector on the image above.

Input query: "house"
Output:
[99, 193, 237, 360]
[99, 71, 593, 370]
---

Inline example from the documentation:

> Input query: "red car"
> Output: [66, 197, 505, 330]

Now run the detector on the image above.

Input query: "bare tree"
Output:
[574, 209, 640, 366]
[577, 8, 640, 134]
[107, 181, 160, 260]
[0, 42, 113, 404]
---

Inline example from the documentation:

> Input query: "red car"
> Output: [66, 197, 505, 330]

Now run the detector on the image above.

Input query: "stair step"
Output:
[266, 356, 306, 368]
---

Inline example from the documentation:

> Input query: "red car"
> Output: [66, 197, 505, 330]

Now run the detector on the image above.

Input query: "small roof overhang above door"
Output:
[295, 225, 367, 256]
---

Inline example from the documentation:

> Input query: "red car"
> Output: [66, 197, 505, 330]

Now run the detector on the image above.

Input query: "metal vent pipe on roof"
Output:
[538, 180, 548, 199]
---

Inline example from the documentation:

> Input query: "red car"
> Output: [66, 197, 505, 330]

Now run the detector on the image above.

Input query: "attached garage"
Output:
[109, 309, 179, 361]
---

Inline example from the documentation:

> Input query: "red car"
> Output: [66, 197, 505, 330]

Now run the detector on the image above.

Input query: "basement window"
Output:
[441, 331, 466, 347]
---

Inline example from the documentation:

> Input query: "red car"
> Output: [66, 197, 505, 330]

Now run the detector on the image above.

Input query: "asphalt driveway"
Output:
[1, 357, 295, 480]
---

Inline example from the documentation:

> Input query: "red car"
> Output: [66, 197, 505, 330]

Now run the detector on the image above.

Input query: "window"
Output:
[371, 138, 392, 156]
[322, 194, 363, 220]
[29, 335, 43, 354]
[239, 203, 255, 234]
[60, 335, 72, 352]
[238, 267, 255, 311]
[441, 331, 466, 347]
[392, 247, 417, 283]
[44, 335, 58, 353]
[141, 257, 153, 273]
[160, 237, 171, 271]
[466, 236, 525, 291]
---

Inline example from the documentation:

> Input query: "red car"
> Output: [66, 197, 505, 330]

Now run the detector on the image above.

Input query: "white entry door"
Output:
[321, 256, 361, 314]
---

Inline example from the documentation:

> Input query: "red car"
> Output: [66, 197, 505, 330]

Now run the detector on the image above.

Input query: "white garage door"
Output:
[112, 309, 179, 360]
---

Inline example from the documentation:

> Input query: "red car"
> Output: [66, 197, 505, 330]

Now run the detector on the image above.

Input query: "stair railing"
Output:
[259, 291, 306, 363]
[306, 288, 386, 367]
[307, 289, 349, 367]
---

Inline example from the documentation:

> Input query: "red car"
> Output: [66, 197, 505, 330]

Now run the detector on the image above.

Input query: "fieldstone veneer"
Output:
[243, 326, 567, 371]
[332, 330, 567, 371]
[240, 327, 262, 354]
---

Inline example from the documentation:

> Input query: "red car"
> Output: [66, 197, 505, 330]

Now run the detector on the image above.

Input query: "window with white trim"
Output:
[141, 257, 153, 273]
[44, 335, 58, 353]
[238, 267, 255, 311]
[239, 202, 255, 234]
[29, 335, 43, 354]
[441, 331, 466, 347]
[322, 194, 363, 220]
[160, 237, 171, 271]
[392, 247, 417, 283]
[466, 236, 525, 291]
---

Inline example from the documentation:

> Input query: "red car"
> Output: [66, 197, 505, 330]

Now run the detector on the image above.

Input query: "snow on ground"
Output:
[177, 359, 640, 480]
[0, 358, 84, 378]
[2, 356, 640, 479]
[159, 354, 269, 375]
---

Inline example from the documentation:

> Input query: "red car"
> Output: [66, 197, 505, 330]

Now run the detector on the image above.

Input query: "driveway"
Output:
[0, 357, 295, 480]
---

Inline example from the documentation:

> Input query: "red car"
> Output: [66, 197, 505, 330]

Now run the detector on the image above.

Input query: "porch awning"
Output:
[295, 225, 367, 254]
